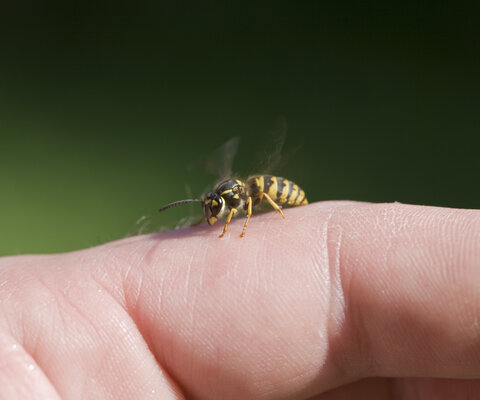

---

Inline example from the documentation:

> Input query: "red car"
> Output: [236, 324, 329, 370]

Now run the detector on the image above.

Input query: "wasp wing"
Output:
[192, 136, 240, 181]
[247, 116, 295, 175]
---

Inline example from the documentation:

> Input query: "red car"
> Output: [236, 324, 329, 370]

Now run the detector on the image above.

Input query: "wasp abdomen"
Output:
[246, 175, 308, 206]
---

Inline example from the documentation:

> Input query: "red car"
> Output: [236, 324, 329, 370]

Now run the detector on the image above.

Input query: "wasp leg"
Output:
[219, 208, 238, 238]
[259, 192, 285, 218]
[191, 215, 205, 226]
[240, 196, 253, 237]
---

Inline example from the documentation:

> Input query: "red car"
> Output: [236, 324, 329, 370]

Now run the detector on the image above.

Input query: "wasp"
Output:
[158, 175, 308, 238]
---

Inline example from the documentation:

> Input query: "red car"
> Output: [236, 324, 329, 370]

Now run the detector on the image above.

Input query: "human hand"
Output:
[0, 202, 479, 399]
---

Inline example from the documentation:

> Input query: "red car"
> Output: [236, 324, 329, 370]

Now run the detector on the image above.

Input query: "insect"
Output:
[158, 175, 308, 238]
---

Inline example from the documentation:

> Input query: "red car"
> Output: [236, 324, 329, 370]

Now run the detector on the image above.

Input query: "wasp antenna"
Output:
[158, 199, 202, 213]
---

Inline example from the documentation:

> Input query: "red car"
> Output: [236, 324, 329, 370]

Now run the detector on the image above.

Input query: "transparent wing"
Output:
[248, 116, 291, 175]
[263, 116, 287, 174]
[192, 136, 240, 180]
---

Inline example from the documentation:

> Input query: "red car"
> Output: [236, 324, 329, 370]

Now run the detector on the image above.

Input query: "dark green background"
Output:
[1, 2, 479, 255]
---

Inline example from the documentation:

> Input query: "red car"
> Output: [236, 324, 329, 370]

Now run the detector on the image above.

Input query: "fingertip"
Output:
[328, 203, 480, 379]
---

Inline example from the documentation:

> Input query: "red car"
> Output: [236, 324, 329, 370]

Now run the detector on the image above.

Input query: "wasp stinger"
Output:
[158, 175, 308, 238]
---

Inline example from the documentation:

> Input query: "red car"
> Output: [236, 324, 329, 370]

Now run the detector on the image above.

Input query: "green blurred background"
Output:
[1, 2, 479, 256]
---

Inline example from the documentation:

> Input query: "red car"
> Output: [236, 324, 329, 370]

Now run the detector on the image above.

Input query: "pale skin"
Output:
[0, 202, 479, 399]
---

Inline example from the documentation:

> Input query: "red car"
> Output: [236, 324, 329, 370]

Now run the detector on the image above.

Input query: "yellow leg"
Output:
[219, 208, 237, 238]
[260, 192, 285, 218]
[191, 215, 205, 226]
[240, 196, 253, 237]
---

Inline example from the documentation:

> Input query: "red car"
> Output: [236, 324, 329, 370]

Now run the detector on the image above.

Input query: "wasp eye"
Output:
[203, 193, 224, 225]
[203, 193, 224, 218]
[210, 197, 223, 216]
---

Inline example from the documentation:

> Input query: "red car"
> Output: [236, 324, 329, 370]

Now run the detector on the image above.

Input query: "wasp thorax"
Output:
[203, 192, 225, 225]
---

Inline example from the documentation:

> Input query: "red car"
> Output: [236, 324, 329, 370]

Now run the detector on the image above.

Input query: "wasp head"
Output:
[203, 192, 225, 225]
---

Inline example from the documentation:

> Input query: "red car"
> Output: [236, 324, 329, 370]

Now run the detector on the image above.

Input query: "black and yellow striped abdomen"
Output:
[246, 175, 308, 206]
